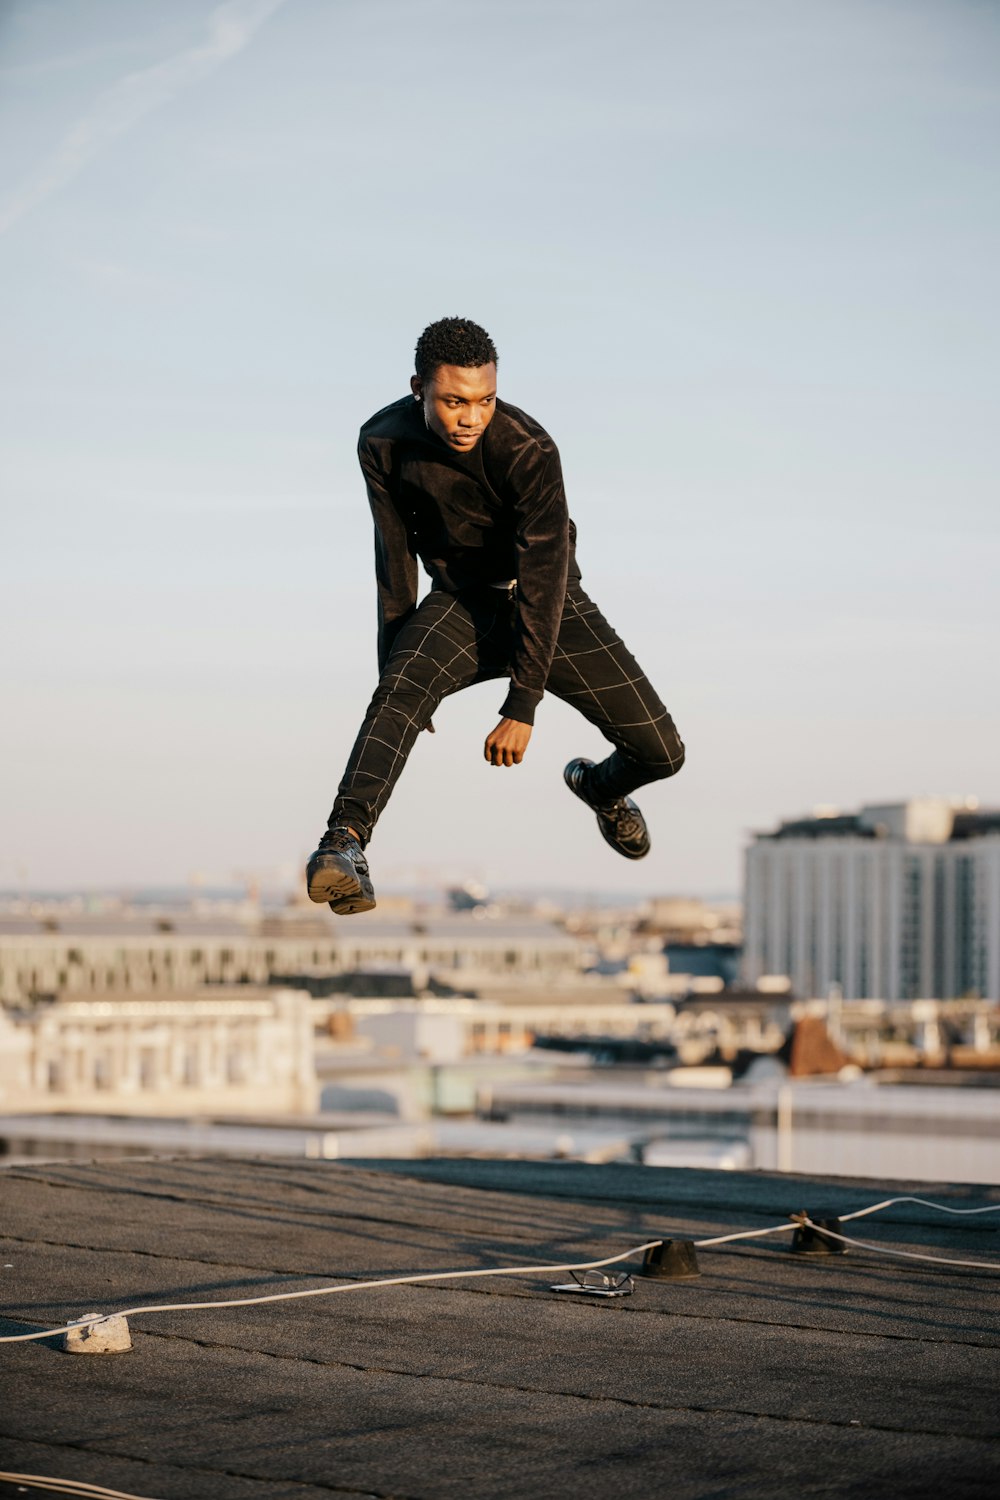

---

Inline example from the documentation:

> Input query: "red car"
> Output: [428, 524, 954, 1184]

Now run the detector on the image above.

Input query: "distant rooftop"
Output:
[0, 912, 579, 943]
[759, 796, 1000, 845]
[1, 1157, 998, 1497]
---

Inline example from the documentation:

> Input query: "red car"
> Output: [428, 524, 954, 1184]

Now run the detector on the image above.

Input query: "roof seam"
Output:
[0, 1433, 404, 1499]
[131, 1295, 998, 1352]
[126, 1330, 1000, 1440]
[5, 1173, 668, 1236]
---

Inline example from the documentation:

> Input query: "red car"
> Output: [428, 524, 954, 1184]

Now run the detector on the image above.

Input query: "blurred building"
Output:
[0, 987, 316, 1114]
[743, 798, 1000, 1000]
[638, 896, 742, 944]
[0, 914, 586, 1006]
[480, 1070, 1000, 1184]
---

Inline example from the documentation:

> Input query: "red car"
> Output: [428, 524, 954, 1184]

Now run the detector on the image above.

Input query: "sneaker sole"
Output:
[307, 863, 362, 904]
[307, 853, 376, 911]
[563, 757, 597, 808]
[327, 864, 376, 916]
[329, 891, 377, 916]
[314, 860, 376, 916]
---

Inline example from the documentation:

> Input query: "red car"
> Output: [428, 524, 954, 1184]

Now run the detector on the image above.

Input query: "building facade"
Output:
[0, 917, 586, 1007]
[743, 799, 1000, 1001]
[0, 987, 317, 1115]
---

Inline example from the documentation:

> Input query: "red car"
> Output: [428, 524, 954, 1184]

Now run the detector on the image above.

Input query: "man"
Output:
[306, 317, 685, 914]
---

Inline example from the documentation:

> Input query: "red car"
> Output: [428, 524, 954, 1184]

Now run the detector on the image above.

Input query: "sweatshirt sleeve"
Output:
[498, 439, 570, 725]
[359, 437, 419, 672]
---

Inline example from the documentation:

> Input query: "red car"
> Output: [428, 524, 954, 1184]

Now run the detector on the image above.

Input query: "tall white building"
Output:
[743, 799, 1000, 1001]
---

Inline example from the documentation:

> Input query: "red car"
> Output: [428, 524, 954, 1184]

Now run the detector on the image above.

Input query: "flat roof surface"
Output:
[0, 916, 577, 943]
[0, 1157, 998, 1498]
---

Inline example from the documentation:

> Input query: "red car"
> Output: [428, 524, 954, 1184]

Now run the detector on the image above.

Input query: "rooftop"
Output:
[0, 914, 579, 944]
[758, 796, 1000, 846]
[1, 1157, 998, 1498]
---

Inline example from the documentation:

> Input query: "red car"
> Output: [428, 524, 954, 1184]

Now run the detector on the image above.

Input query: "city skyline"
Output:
[2, 0, 998, 896]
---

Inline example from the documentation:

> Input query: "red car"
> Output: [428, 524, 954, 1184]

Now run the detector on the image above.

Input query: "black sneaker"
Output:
[563, 758, 651, 860]
[305, 828, 376, 915]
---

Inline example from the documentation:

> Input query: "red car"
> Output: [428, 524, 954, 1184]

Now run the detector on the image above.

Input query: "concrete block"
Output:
[62, 1312, 132, 1354]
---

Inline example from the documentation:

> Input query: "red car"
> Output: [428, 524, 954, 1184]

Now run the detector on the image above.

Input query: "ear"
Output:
[410, 375, 423, 402]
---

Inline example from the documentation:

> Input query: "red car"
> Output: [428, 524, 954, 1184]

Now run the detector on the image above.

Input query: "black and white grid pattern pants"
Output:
[331, 582, 685, 844]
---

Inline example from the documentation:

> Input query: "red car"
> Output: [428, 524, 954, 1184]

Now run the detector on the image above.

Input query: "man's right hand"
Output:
[484, 717, 532, 767]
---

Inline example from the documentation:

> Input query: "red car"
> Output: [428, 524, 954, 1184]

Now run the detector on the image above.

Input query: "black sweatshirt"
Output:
[358, 394, 581, 725]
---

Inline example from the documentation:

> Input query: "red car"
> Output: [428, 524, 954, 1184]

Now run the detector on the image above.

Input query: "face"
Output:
[411, 362, 497, 452]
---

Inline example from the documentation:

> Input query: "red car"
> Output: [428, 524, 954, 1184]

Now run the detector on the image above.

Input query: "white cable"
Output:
[0, 1240, 663, 1345]
[0, 1473, 162, 1500]
[802, 1218, 1000, 1272]
[696, 1197, 1000, 1247]
[840, 1195, 1000, 1224]
[694, 1222, 798, 1248]
[3, 1193, 997, 1349]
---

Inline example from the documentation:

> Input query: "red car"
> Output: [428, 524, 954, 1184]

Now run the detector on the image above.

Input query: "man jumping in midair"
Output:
[306, 318, 685, 914]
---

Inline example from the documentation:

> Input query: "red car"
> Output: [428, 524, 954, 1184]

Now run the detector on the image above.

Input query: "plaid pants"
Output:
[331, 582, 685, 843]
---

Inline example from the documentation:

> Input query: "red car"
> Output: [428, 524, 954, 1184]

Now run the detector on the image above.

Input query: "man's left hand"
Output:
[484, 718, 532, 767]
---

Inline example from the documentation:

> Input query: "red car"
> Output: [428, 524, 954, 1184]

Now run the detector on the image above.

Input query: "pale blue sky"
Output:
[2, 0, 998, 897]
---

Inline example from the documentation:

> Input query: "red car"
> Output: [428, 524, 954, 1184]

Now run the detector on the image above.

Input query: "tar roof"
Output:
[1, 1157, 998, 1499]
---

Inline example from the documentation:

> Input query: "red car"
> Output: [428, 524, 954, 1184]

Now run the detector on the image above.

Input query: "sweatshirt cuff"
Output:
[499, 685, 542, 725]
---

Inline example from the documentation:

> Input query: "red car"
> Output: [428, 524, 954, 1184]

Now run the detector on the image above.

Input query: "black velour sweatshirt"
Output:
[358, 394, 581, 725]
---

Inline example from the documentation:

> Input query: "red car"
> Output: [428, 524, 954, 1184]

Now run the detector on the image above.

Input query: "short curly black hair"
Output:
[414, 317, 498, 382]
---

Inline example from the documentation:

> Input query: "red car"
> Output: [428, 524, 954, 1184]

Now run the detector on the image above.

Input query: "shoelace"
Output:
[609, 801, 643, 840]
[319, 828, 357, 854]
[320, 828, 371, 876]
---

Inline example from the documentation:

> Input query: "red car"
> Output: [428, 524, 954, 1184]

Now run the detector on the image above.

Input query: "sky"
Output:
[1, 0, 998, 900]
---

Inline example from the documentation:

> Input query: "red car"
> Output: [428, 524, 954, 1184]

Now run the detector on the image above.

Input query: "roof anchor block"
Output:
[639, 1239, 701, 1280]
[61, 1312, 132, 1354]
[789, 1213, 847, 1256]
